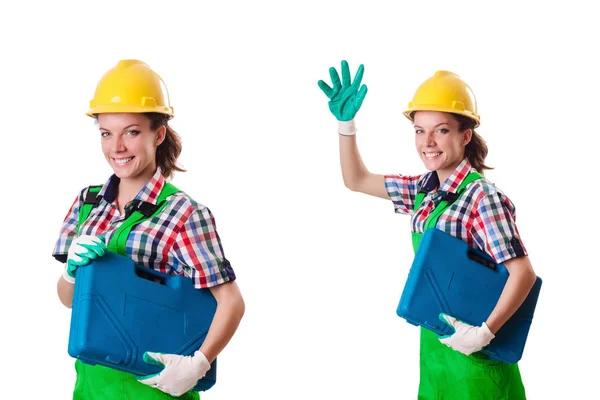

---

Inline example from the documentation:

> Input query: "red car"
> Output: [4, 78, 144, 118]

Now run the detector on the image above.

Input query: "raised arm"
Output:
[319, 60, 388, 199]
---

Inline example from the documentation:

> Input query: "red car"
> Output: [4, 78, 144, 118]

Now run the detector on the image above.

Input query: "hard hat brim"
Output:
[403, 105, 480, 128]
[86, 105, 174, 118]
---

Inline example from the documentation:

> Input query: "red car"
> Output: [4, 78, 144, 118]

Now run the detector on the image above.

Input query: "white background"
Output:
[1, 1, 598, 399]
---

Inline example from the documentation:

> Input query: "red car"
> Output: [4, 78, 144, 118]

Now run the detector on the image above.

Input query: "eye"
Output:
[415, 129, 424, 135]
[126, 130, 141, 136]
[437, 128, 449, 134]
[100, 131, 110, 138]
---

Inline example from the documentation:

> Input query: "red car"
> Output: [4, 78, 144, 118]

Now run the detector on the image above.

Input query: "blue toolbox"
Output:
[68, 251, 217, 392]
[396, 228, 542, 364]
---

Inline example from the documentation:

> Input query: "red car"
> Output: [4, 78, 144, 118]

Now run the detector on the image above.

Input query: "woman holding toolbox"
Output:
[54, 59, 245, 399]
[318, 61, 537, 399]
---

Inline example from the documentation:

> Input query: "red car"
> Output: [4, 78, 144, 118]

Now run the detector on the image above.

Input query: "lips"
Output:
[113, 156, 134, 166]
[423, 152, 442, 159]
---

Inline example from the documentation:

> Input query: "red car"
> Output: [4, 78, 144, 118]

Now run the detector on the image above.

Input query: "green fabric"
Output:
[318, 60, 368, 121]
[77, 186, 102, 235]
[412, 172, 483, 254]
[73, 360, 199, 400]
[417, 328, 525, 399]
[107, 183, 179, 254]
[72, 182, 195, 399]
[413, 172, 483, 220]
[412, 171, 526, 399]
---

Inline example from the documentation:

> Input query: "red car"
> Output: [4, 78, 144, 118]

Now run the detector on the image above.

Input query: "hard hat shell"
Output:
[404, 71, 479, 127]
[87, 59, 174, 117]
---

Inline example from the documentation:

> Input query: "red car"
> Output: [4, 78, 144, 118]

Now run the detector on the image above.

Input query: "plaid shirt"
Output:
[53, 168, 235, 289]
[384, 159, 527, 264]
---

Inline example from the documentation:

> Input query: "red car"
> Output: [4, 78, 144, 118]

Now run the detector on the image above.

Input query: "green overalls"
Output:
[412, 172, 526, 400]
[72, 183, 200, 400]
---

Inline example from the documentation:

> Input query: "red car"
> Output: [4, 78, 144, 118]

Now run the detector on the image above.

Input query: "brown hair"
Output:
[452, 114, 493, 173]
[146, 113, 186, 179]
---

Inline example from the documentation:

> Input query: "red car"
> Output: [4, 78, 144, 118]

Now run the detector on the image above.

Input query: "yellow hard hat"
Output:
[87, 59, 174, 117]
[404, 70, 480, 127]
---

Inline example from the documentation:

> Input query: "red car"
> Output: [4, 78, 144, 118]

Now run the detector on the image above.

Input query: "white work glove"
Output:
[438, 313, 495, 356]
[137, 349, 211, 397]
[62, 235, 107, 284]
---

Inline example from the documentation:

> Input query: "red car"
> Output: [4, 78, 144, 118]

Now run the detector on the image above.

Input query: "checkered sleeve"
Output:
[472, 190, 528, 264]
[52, 191, 83, 263]
[172, 206, 236, 289]
[384, 174, 423, 215]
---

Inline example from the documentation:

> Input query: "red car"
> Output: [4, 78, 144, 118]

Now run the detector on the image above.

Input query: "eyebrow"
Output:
[413, 122, 451, 129]
[99, 124, 141, 132]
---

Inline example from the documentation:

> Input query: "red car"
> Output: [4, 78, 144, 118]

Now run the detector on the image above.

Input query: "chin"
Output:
[421, 159, 438, 171]
[109, 167, 135, 180]
[111, 171, 127, 179]
[109, 164, 140, 180]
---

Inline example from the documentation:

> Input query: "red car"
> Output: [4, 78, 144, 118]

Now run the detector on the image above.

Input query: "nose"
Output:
[112, 135, 126, 152]
[424, 131, 436, 147]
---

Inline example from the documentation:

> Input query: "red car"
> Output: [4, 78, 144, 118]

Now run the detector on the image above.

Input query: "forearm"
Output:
[338, 124, 387, 199]
[199, 281, 245, 363]
[485, 256, 537, 334]
[339, 131, 369, 190]
[57, 274, 74, 308]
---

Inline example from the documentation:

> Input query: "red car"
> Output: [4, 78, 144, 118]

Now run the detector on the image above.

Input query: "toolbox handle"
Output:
[466, 247, 497, 270]
[134, 265, 169, 286]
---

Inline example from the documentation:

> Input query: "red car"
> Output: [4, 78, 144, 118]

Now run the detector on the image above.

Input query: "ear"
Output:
[155, 125, 167, 147]
[462, 128, 473, 146]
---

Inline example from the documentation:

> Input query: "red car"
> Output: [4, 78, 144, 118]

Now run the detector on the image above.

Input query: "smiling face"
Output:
[98, 113, 166, 185]
[413, 111, 472, 183]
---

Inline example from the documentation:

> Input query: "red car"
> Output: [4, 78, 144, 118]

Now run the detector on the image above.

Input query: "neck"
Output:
[436, 170, 451, 187]
[436, 160, 463, 187]
[117, 180, 145, 206]
[117, 167, 156, 205]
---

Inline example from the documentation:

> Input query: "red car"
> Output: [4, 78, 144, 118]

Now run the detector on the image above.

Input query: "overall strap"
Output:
[77, 185, 103, 235]
[107, 183, 180, 255]
[414, 171, 483, 228]
[411, 172, 482, 251]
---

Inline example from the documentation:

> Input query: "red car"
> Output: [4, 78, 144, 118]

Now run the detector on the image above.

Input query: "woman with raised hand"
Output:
[318, 61, 537, 399]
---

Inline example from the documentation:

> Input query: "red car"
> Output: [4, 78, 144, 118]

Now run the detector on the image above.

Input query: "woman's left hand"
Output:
[438, 313, 495, 356]
[136, 349, 211, 396]
[318, 60, 368, 122]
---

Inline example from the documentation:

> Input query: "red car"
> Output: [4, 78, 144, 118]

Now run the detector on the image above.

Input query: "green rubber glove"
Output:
[318, 60, 368, 121]
[62, 234, 107, 283]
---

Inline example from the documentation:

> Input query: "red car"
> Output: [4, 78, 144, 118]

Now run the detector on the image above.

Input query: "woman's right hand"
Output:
[63, 234, 107, 283]
[318, 60, 368, 121]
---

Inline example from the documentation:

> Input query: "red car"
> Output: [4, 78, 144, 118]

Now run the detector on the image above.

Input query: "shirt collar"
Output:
[439, 158, 474, 193]
[419, 158, 474, 195]
[96, 168, 166, 205]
